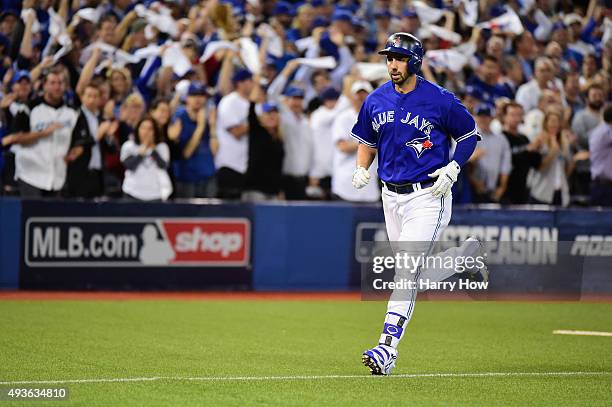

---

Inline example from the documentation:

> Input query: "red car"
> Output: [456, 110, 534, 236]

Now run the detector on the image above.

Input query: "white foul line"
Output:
[0, 371, 610, 385]
[553, 330, 612, 337]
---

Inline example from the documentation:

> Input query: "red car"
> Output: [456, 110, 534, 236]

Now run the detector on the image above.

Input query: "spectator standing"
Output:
[529, 110, 574, 206]
[589, 104, 612, 206]
[120, 116, 172, 201]
[570, 84, 605, 195]
[563, 72, 585, 115]
[169, 83, 216, 198]
[512, 31, 537, 82]
[64, 83, 104, 198]
[4, 67, 78, 197]
[521, 90, 561, 141]
[278, 87, 312, 200]
[215, 69, 253, 199]
[1, 70, 32, 195]
[266, 59, 312, 200]
[331, 80, 380, 203]
[469, 104, 512, 203]
[466, 55, 514, 106]
[515, 57, 565, 114]
[572, 84, 605, 150]
[309, 86, 350, 199]
[500, 102, 542, 204]
[243, 101, 284, 201]
[97, 92, 144, 196]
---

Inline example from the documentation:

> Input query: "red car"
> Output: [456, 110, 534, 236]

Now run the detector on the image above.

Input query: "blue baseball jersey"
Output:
[351, 76, 479, 184]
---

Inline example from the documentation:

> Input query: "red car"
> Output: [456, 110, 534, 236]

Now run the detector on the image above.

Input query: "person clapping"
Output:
[120, 117, 172, 201]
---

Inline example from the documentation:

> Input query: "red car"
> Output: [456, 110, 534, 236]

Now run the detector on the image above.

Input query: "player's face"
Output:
[386, 54, 411, 85]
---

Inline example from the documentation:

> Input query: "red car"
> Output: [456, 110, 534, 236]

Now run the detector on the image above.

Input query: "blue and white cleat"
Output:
[362, 345, 397, 375]
[465, 237, 489, 283]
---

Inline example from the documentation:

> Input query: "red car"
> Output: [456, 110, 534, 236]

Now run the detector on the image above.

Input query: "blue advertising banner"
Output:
[5, 197, 612, 293]
[352, 205, 612, 295]
[0, 198, 20, 289]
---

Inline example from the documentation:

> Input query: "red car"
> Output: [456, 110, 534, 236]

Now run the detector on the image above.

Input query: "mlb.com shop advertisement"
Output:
[20, 216, 251, 290]
[25, 218, 250, 267]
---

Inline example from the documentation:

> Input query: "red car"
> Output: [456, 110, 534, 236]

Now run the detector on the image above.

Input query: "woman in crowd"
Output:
[529, 109, 577, 206]
[150, 98, 172, 145]
[106, 67, 133, 118]
[97, 92, 145, 196]
[120, 116, 172, 201]
[243, 100, 284, 201]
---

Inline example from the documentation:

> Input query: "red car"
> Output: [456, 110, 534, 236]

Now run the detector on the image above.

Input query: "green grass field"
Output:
[0, 299, 611, 406]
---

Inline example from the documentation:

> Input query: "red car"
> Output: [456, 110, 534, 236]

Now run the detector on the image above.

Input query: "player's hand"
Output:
[428, 160, 460, 198]
[352, 167, 371, 189]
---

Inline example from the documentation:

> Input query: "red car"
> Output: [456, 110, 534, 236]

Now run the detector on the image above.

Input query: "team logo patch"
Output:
[383, 323, 403, 339]
[406, 136, 434, 158]
[393, 37, 402, 47]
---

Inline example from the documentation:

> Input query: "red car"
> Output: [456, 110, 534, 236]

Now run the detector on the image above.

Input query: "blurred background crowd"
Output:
[0, 0, 610, 206]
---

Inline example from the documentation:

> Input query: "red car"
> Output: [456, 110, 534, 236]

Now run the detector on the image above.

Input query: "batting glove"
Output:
[428, 160, 460, 198]
[352, 166, 371, 189]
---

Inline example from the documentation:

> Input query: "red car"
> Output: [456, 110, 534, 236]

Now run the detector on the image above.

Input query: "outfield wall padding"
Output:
[0, 198, 611, 293]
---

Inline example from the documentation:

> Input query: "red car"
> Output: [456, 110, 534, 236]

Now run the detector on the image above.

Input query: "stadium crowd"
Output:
[0, 0, 610, 205]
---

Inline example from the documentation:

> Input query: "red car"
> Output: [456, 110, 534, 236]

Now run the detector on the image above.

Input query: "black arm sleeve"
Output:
[150, 149, 168, 169]
[248, 102, 262, 133]
[8, 20, 24, 61]
[122, 154, 144, 170]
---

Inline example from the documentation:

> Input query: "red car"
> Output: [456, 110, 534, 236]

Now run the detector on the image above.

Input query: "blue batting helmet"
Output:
[378, 32, 424, 74]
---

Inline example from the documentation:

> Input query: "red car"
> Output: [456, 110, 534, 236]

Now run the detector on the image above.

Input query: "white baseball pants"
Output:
[378, 185, 477, 348]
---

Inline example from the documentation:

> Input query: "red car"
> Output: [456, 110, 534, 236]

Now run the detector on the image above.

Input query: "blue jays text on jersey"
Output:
[351, 76, 480, 184]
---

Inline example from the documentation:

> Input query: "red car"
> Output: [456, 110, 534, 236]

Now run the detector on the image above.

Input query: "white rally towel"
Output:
[74, 7, 100, 24]
[200, 41, 239, 63]
[239, 37, 261, 74]
[425, 49, 470, 72]
[602, 17, 612, 46]
[162, 42, 192, 77]
[294, 56, 337, 69]
[52, 40, 73, 64]
[256, 23, 284, 58]
[295, 37, 314, 53]
[458, 0, 478, 27]
[97, 42, 142, 65]
[21, 8, 40, 33]
[356, 63, 388, 82]
[135, 4, 179, 38]
[426, 24, 463, 44]
[412, 1, 445, 24]
[478, 9, 524, 35]
[533, 9, 553, 41]
[425, 41, 476, 73]
[48, 8, 66, 39]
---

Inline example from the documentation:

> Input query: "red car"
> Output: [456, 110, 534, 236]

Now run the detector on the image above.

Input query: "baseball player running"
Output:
[350, 33, 488, 375]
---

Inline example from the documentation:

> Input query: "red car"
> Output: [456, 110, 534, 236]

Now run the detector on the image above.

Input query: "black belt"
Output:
[381, 180, 436, 194]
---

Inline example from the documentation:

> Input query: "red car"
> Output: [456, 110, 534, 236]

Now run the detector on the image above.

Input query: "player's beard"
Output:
[390, 69, 412, 86]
